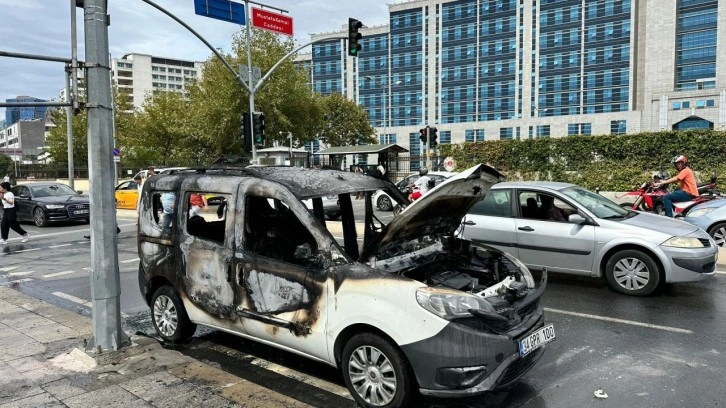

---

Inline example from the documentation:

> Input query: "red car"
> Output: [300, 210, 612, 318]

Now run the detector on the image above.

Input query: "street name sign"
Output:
[194, 0, 246, 25]
[251, 7, 293, 37]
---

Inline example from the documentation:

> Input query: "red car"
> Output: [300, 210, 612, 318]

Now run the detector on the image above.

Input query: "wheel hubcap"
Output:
[379, 197, 390, 210]
[348, 345, 397, 406]
[34, 210, 44, 224]
[712, 227, 726, 247]
[153, 295, 178, 337]
[613, 257, 650, 291]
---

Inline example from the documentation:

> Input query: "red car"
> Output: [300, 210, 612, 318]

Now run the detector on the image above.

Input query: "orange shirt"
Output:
[676, 167, 698, 196]
[189, 194, 205, 207]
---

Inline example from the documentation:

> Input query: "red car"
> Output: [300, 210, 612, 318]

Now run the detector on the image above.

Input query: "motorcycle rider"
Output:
[653, 155, 698, 217]
[409, 166, 432, 201]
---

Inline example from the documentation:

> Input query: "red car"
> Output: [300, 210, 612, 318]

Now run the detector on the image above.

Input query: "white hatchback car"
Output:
[372, 171, 457, 211]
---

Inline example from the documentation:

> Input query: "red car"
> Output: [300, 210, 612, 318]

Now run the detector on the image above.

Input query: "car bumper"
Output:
[46, 209, 89, 222]
[401, 274, 548, 397]
[661, 246, 717, 283]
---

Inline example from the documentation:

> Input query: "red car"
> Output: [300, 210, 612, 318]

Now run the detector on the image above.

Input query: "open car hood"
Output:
[361, 164, 504, 260]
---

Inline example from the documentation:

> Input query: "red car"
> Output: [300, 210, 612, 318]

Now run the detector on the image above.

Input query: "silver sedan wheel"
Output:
[612, 257, 651, 291]
[711, 225, 726, 247]
[153, 294, 178, 337]
[348, 345, 397, 406]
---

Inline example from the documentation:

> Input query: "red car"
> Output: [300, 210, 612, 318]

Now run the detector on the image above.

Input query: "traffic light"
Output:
[419, 128, 427, 143]
[242, 112, 252, 151]
[430, 127, 438, 147]
[348, 18, 363, 57]
[252, 112, 266, 145]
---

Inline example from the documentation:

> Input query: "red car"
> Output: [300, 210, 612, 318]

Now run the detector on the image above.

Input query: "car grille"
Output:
[67, 203, 90, 218]
[698, 238, 711, 247]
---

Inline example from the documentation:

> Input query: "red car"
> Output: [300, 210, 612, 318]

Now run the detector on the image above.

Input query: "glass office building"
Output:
[4, 96, 47, 127]
[305, 0, 726, 151]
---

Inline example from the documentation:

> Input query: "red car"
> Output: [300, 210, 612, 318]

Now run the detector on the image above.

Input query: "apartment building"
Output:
[111, 53, 205, 110]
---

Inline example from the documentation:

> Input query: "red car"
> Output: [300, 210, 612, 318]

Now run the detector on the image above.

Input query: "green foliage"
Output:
[439, 130, 726, 190]
[0, 154, 13, 176]
[317, 93, 376, 147]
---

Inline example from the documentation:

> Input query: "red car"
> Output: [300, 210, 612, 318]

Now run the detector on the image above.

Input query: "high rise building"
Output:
[305, 0, 725, 151]
[4, 96, 48, 127]
[111, 53, 205, 110]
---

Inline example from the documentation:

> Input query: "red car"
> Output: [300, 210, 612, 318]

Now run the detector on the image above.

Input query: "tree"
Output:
[317, 92, 376, 147]
[0, 154, 13, 176]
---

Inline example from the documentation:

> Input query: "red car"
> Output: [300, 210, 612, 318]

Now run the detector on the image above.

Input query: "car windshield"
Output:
[560, 186, 630, 219]
[30, 184, 77, 198]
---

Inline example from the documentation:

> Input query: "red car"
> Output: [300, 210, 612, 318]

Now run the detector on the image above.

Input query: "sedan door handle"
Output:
[518, 226, 534, 232]
[462, 220, 476, 226]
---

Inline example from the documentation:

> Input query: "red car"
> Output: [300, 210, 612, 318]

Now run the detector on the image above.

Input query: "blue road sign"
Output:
[113, 148, 120, 156]
[194, 0, 246, 25]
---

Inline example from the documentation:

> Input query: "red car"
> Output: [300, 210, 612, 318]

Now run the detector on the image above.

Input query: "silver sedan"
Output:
[459, 181, 717, 296]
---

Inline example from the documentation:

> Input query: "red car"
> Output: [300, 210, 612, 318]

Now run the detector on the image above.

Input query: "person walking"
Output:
[0, 182, 29, 244]
[189, 193, 208, 217]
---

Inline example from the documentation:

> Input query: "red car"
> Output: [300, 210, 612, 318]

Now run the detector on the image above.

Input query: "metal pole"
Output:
[245, 0, 257, 163]
[83, 0, 130, 352]
[426, 125, 431, 169]
[382, 80, 387, 143]
[288, 132, 293, 166]
[65, 68, 75, 189]
[68, 0, 78, 189]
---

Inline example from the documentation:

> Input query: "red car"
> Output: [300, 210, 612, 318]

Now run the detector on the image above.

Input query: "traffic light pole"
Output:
[426, 126, 431, 169]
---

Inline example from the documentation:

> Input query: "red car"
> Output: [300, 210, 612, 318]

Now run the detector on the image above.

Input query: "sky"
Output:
[0, 0, 391, 119]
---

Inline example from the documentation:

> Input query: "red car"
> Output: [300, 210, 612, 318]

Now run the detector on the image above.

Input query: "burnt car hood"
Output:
[34, 195, 88, 205]
[361, 164, 504, 259]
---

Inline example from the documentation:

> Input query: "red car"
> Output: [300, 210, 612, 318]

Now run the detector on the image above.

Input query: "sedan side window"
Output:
[470, 190, 512, 217]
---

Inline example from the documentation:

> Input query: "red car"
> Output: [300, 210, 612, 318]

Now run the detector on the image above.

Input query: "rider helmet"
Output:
[419, 166, 429, 176]
[672, 155, 687, 170]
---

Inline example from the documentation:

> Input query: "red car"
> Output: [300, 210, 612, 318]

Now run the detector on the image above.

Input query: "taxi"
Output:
[115, 179, 140, 209]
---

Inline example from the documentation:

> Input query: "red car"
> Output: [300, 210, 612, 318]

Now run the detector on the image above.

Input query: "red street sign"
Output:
[251, 8, 293, 37]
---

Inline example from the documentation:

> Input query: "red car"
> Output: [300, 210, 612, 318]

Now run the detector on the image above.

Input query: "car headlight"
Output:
[416, 287, 495, 319]
[46, 204, 65, 209]
[686, 207, 715, 218]
[661, 236, 704, 248]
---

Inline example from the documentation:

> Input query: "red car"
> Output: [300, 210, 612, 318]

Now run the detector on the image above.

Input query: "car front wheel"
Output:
[708, 222, 726, 247]
[605, 249, 661, 296]
[33, 208, 48, 227]
[151, 286, 196, 344]
[341, 333, 416, 408]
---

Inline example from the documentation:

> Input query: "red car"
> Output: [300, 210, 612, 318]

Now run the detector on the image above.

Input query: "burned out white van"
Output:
[137, 164, 553, 408]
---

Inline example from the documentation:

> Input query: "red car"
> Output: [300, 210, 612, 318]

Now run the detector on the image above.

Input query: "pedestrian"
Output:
[0, 181, 29, 244]
[2, 175, 9, 183]
[354, 165, 364, 199]
[189, 193, 208, 217]
[147, 166, 157, 177]
[161, 192, 176, 230]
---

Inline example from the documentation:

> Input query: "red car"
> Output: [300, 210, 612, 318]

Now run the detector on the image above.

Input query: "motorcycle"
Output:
[620, 175, 721, 217]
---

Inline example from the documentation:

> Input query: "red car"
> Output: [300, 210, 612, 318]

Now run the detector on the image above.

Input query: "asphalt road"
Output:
[1, 208, 725, 407]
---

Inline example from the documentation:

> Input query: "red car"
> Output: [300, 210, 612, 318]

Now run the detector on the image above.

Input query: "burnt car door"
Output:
[235, 180, 329, 355]
[177, 180, 240, 324]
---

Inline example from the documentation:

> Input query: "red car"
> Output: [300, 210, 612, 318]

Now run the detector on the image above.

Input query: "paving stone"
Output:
[0, 392, 64, 408]
[63, 385, 152, 408]
[42, 378, 87, 400]
[169, 361, 244, 391]
[0, 334, 46, 361]
[25, 323, 80, 344]
[223, 380, 313, 408]
[1, 313, 56, 331]
[0, 380, 45, 406]
[5, 356, 46, 374]
[119, 371, 184, 400]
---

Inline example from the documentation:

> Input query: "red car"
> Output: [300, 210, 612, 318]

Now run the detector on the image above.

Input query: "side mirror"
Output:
[568, 214, 587, 225]
[76, 190, 83, 194]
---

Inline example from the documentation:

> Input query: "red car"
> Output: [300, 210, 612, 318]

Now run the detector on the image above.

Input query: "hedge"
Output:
[438, 129, 726, 191]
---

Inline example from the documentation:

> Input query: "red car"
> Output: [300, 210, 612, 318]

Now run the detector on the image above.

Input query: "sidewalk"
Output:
[0, 287, 311, 408]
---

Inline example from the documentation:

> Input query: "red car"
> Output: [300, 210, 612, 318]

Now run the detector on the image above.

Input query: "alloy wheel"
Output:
[153, 294, 178, 337]
[612, 257, 650, 291]
[347, 345, 397, 406]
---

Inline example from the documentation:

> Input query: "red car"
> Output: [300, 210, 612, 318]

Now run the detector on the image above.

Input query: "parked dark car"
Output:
[11, 183, 90, 227]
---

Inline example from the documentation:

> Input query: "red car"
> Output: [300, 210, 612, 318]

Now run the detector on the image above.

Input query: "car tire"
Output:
[341, 332, 416, 408]
[151, 286, 196, 344]
[707, 222, 726, 247]
[654, 203, 665, 216]
[605, 249, 661, 296]
[377, 195, 392, 211]
[33, 207, 48, 227]
[392, 204, 405, 217]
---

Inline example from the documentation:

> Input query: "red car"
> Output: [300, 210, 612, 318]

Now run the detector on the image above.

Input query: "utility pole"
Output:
[426, 125, 431, 169]
[82, 0, 130, 352]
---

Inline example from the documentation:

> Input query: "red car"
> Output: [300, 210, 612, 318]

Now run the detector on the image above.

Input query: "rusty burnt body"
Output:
[137, 165, 552, 407]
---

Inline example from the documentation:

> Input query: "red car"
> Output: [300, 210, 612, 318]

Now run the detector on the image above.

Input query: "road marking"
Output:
[48, 244, 73, 248]
[42, 270, 76, 278]
[52, 291, 92, 308]
[8, 271, 34, 276]
[1, 222, 136, 242]
[0, 278, 33, 286]
[14, 248, 40, 253]
[0, 267, 19, 272]
[120, 258, 139, 264]
[716, 270, 726, 275]
[545, 307, 692, 334]
[247, 357, 352, 399]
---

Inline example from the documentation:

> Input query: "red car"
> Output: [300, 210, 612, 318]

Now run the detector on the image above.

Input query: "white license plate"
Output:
[73, 209, 89, 215]
[518, 324, 555, 357]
